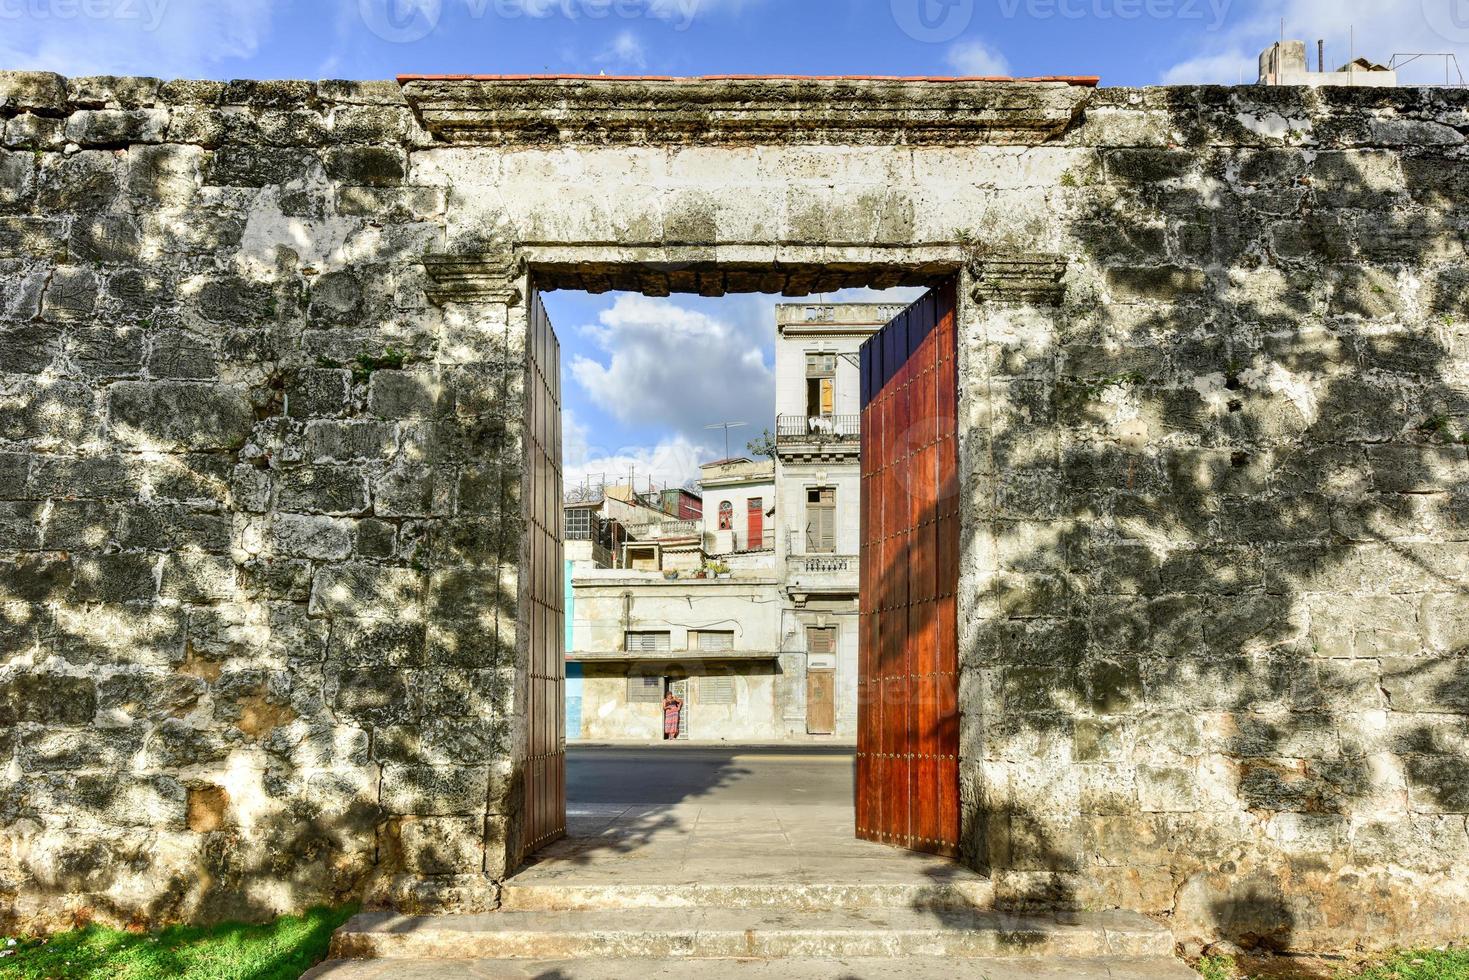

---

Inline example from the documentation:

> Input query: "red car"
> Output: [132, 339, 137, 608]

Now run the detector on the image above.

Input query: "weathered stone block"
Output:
[303, 420, 396, 461]
[1105, 266, 1208, 303]
[0, 71, 67, 113]
[311, 563, 423, 618]
[0, 673, 96, 725]
[381, 765, 491, 816]
[73, 552, 163, 605]
[108, 381, 253, 451]
[65, 109, 169, 146]
[270, 513, 354, 560]
[397, 816, 483, 875]
[324, 146, 406, 187]
[277, 465, 369, 515]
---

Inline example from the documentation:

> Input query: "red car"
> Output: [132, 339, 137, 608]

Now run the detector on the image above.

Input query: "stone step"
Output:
[305, 955, 1200, 979]
[499, 878, 996, 912]
[330, 907, 1175, 961]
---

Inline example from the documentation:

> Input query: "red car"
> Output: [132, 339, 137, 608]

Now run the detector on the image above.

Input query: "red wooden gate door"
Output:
[856, 279, 960, 857]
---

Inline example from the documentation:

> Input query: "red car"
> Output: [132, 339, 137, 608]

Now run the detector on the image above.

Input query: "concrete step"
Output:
[500, 877, 996, 912]
[330, 907, 1176, 961]
[305, 955, 1200, 979]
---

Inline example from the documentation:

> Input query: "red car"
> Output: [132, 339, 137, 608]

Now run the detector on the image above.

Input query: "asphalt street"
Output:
[566, 744, 856, 807]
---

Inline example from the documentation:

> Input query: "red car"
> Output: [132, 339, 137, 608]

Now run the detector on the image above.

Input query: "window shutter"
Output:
[807, 626, 836, 654]
[700, 675, 735, 705]
[626, 631, 671, 652]
[628, 675, 663, 702]
[696, 631, 735, 652]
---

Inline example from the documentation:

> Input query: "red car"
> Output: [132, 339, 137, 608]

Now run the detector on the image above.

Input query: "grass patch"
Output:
[1357, 950, 1469, 979]
[0, 904, 356, 980]
[1193, 948, 1469, 980]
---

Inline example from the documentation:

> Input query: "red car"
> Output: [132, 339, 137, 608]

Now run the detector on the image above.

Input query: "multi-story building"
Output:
[772, 302, 902, 739]
[566, 301, 902, 742]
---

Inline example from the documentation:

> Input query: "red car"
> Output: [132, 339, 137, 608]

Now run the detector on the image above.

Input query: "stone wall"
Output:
[1, 70, 1467, 951]
[0, 71, 523, 929]
[960, 86, 1469, 952]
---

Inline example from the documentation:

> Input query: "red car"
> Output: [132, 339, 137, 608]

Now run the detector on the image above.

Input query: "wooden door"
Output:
[807, 670, 836, 735]
[747, 497, 764, 551]
[856, 279, 960, 858]
[521, 290, 566, 862]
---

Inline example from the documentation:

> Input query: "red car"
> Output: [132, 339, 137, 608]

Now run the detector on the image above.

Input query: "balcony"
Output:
[775, 414, 860, 445]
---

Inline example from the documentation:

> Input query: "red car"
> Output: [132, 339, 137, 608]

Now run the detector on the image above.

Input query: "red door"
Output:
[747, 497, 764, 551]
[856, 279, 960, 857]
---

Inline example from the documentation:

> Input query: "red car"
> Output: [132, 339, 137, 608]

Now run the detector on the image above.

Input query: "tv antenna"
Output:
[705, 421, 748, 461]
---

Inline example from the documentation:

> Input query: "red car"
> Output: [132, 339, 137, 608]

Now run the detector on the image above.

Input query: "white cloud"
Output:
[1162, 0, 1469, 85]
[562, 409, 708, 491]
[0, 0, 280, 77]
[595, 30, 648, 71]
[569, 294, 775, 449]
[946, 38, 1011, 77]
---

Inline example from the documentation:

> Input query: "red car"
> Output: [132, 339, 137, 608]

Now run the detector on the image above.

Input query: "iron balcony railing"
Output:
[775, 414, 860, 444]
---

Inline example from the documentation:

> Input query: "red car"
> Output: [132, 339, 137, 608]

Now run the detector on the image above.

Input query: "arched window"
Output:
[718, 500, 733, 530]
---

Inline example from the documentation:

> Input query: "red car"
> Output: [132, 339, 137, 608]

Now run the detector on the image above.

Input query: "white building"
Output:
[772, 302, 900, 739]
[567, 301, 903, 742]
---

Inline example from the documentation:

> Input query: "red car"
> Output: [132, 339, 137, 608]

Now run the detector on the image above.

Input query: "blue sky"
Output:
[6, 0, 1464, 485]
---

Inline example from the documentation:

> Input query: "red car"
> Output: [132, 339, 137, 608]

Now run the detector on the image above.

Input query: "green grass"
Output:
[0, 905, 356, 980]
[1195, 950, 1469, 980]
[1357, 950, 1469, 979]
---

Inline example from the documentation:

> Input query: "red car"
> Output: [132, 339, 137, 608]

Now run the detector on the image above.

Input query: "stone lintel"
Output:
[400, 77, 1093, 146]
[969, 252, 1068, 306]
[422, 252, 522, 305]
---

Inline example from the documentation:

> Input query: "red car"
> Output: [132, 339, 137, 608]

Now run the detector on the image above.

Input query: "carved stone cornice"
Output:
[399, 76, 1094, 147]
[969, 253, 1069, 306]
[422, 251, 523, 305]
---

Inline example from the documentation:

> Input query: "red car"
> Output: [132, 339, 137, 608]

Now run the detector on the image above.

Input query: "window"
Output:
[718, 500, 733, 530]
[695, 630, 735, 652]
[625, 631, 671, 653]
[628, 675, 663, 703]
[700, 674, 735, 705]
[807, 487, 836, 553]
[807, 626, 837, 655]
[806, 353, 836, 418]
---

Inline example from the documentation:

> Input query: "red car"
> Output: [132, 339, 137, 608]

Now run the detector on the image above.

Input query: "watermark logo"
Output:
[995, 0, 1231, 31]
[360, 0, 442, 43]
[891, 0, 975, 42]
[360, 0, 703, 43]
[1423, 0, 1469, 43]
[0, 0, 170, 31]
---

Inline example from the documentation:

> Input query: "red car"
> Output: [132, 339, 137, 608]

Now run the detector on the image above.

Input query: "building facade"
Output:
[566, 304, 899, 742]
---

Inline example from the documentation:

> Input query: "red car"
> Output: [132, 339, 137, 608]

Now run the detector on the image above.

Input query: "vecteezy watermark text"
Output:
[0, 0, 169, 30]
[996, 0, 1231, 30]
[359, 0, 704, 43]
[1422, 0, 1469, 44]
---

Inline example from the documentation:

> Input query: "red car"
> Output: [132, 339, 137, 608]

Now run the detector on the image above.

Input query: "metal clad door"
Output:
[522, 290, 566, 862]
[856, 280, 959, 857]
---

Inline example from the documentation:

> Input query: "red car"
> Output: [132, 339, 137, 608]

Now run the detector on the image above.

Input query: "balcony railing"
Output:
[776, 414, 860, 444]
[623, 518, 701, 541]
